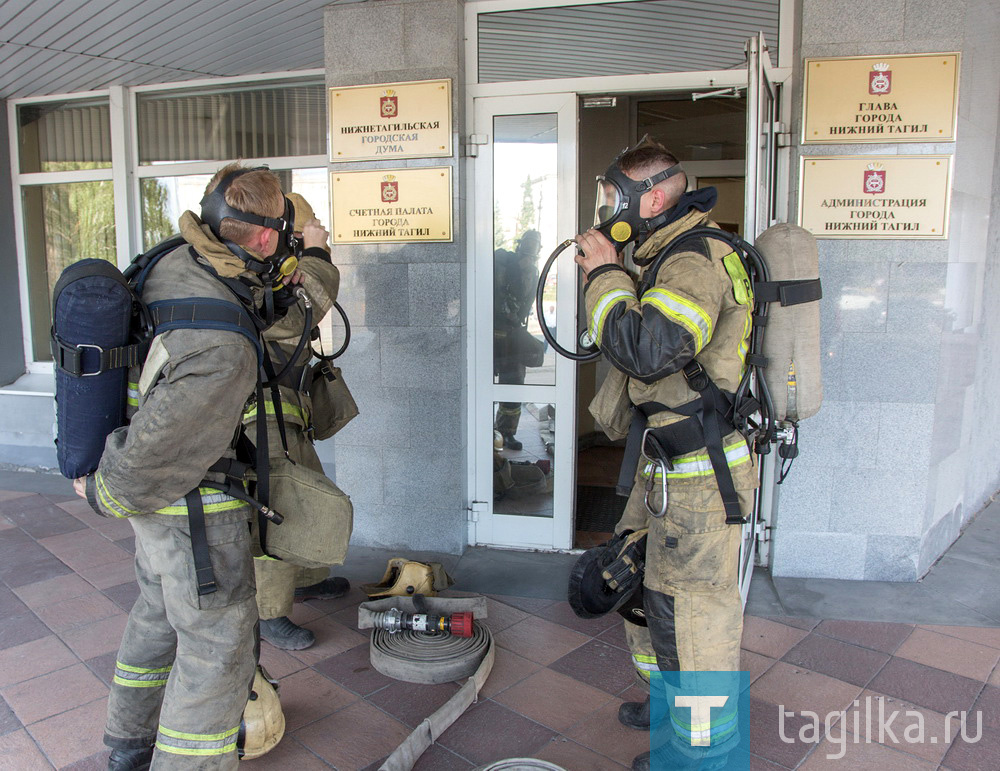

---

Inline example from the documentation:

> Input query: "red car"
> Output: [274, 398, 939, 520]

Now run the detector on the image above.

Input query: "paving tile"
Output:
[436, 699, 556, 766]
[0, 495, 53, 517]
[313, 643, 395, 697]
[763, 615, 821, 632]
[286, 616, 367, 667]
[41, 493, 76, 505]
[84, 652, 117, 688]
[478, 647, 542, 699]
[277, 668, 359, 732]
[814, 619, 915, 654]
[741, 616, 811, 660]
[479, 597, 530, 635]
[258, 643, 307, 680]
[534, 736, 630, 769]
[0, 696, 21, 738]
[970, 684, 1000, 730]
[486, 594, 557, 614]
[781, 633, 890, 688]
[563, 696, 650, 767]
[941, 715, 1000, 771]
[547, 639, 634, 695]
[895, 628, 1000, 682]
[59, 614, 128, 660]
[494, 667, 613, 734]
[0, 635, 79, 689]
[748, 661, 863, 717]
[77, 560, 136, 591]
[0, 492, 34, 504]
[113, 537, 135, 556]
[101, 582, 139, 613]
[298, 586, 368, 617]
[741, 650, 777, 686]
[0, 613, 51, 652]
[25, 696, 108, 768]
[288, 601, 325, 627]
[596, 621, 629, 651]
[0, 729, 50, 768]
[6, 502, 87, 540]
[798, 731, 938, 769]
[869, 657, 982, 715]
[244, 735, 331, 770]
[738, 693, 817, 768]
[0, 544, 73, 588]
[842, 689, 952, 765]
[56, 499, 97, 519]
[991, 660, 1000, 687]
[13, 574, 95, 612]
[919, 625, 1000, 650]
[294, 699, 410, 769]
[2, 663, 107, 725]
[39, 531, 131, 573]
[86, 515, 134, 542]
[0, 587, 29, 619]
[62, 750, 109, 770]
[540, 601, 621, 636]
[367, 680, 461, 728]
[492, 617, 588, 666]
[35, 593, 120, 634]
[410, 743, 474, 770]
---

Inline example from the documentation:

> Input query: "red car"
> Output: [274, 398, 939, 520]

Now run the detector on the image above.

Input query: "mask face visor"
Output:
[593, 178, 623, 229]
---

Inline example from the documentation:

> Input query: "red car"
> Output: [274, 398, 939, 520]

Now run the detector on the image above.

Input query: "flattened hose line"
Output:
[370, 622, 492, 685]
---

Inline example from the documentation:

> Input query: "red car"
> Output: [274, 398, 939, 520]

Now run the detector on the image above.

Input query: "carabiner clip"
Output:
[639, 428, 668, 518]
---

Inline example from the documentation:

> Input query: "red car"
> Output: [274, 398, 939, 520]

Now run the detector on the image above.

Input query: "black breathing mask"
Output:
[593, 153, 686, 252]
[199, 167, 300, 286]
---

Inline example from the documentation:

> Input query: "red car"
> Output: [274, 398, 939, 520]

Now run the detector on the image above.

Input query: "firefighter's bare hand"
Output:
[574, 229, 621, 279]
[301, 218, 329, 250]
[73, 477, 86, 499]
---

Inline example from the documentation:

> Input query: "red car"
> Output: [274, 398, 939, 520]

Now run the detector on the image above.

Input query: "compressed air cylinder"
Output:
[755, 224, 823, 422]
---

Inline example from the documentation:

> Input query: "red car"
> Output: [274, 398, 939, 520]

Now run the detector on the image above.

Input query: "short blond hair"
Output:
[204, 163, 285, 245]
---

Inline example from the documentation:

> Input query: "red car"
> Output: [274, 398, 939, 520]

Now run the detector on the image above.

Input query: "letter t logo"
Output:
[675, 696, 729, 746]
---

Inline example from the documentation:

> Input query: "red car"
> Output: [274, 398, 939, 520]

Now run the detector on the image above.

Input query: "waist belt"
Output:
[616, 360, 747, 525]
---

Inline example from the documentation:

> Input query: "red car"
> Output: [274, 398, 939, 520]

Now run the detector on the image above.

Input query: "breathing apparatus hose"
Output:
[534, 240, 602, 362]
[262, 286, 313, 388]
[310, 301, 352, 361]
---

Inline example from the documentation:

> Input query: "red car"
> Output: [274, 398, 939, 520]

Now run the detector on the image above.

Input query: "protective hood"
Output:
[631, 187, 719, 265]
[178, 210, 256, 278]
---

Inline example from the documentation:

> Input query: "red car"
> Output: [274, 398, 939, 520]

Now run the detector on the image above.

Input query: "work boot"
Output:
[107, 747, 153, 771]
[502, 433, 523, 450]
[259, 616, 315, 650]
[294, 576, 350, 601]
[618, 696, 651, 730]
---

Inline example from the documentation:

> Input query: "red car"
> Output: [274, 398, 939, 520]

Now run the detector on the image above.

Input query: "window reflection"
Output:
[493, 401, 554, 518]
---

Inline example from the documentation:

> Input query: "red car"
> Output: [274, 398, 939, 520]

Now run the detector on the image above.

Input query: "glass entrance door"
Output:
[471, 93, 578, 550]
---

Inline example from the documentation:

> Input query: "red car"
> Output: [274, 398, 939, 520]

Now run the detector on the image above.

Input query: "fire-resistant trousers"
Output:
[104, 514, 258, 770]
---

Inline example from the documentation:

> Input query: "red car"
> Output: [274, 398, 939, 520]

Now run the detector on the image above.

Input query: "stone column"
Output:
[321, 0, 467, 553]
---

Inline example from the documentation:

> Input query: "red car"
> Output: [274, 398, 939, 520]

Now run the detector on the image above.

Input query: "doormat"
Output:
[576, 485, 626, 532]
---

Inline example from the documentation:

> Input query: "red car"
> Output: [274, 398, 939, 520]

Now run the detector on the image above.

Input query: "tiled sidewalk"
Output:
[0, 489, 998, 770]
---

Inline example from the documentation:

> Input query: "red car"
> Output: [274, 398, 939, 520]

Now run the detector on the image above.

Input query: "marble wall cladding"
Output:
[0, 109, 23, 386]
[324, 0, 468, 554]
[773, 0, 1000, 579]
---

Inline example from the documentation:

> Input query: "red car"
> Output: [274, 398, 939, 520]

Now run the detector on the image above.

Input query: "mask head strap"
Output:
[200, 167, 290, 237]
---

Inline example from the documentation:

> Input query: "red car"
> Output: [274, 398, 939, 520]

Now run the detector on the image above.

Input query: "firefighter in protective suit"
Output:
[73, 164, 304, 770]
[247, 193, 351, 651]
[576, 139, 756, 771]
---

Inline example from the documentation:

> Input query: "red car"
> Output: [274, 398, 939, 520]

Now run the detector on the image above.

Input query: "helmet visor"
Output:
[593, 178, 622, 228]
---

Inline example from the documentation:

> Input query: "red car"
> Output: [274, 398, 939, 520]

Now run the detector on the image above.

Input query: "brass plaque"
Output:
[329, 79, 452, 161]
[799, 156, 952, 239]
[331, 167, 452, 244]
[803, 54, 959, 143]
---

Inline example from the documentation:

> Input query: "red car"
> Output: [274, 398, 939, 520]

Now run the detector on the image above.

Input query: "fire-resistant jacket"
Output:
[243, 247, 339, 448]
[84, 213, 288, 525]
[584, 207, 757, 487]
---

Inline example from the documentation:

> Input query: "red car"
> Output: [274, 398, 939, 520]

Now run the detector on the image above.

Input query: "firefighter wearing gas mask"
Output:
[244, 192, 351, 651]
[77, 164, 299, 770]
[576, 139, 756, 771]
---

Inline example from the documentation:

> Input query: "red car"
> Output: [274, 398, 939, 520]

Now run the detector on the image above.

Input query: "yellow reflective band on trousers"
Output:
[243, 399, 307, 425]
[640, 288, 713, 354]
[155, 487, 245, 516]
[127, 381, 139, 408]
[112, 661, 172, 688]
[155, 725, 240, 757]
[589, 289, 634, 346]
[633, 653, 658, 679]
[96, 472, 140, 518]
[641, 440, 751, 480]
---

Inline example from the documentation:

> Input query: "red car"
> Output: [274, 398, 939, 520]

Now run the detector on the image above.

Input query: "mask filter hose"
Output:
[535, 240, 602, 362]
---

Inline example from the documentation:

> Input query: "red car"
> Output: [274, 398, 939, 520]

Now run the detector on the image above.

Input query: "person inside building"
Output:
[575, 138, 756, 770]
[73, 163, 298, 770]
[249, 192, 351, 651]
[493, 229, 543, 450]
